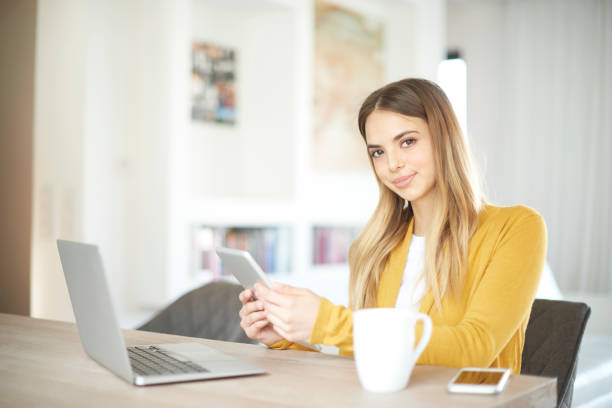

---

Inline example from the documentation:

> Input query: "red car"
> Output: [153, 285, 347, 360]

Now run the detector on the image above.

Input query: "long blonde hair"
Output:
[349, 78, 485, 311]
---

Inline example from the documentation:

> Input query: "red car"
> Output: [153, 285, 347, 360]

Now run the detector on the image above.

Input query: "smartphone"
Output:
[215, 247, 273, 293]
[447, 367, 511, 394]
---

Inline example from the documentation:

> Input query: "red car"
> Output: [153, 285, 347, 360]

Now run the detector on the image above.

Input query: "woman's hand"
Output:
[254, 282, 322, 344]
[238, 288, 283, 346]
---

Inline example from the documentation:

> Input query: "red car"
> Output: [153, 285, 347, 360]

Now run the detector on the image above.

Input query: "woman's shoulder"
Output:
[479, 203, 543, 221]
[476, 203, 546, 236]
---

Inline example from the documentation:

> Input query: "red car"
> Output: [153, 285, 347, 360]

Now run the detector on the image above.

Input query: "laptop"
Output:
[57, 239, 265, 386]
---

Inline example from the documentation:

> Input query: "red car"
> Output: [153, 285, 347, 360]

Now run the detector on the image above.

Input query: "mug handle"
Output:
[412, 313, 433, 362]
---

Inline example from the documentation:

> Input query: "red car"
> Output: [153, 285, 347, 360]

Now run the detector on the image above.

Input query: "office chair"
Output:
[521, 299, 591, 408]
[138, 281, 257, 344]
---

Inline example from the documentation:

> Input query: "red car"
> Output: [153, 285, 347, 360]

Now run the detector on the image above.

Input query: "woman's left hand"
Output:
[253, 282, 322, 344]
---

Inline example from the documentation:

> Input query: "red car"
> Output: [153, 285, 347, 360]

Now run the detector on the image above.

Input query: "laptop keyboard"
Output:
[127, 346, 209, 377]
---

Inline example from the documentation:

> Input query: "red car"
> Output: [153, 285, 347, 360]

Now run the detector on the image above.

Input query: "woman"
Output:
[238, 78, 546, 374]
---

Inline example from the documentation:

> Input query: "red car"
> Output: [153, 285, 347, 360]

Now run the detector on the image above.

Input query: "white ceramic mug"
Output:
[353, 308, 433, 392]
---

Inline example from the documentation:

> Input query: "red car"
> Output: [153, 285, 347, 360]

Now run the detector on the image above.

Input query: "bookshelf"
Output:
[312, 226, 360, 265]
[192, 225, 292, 278]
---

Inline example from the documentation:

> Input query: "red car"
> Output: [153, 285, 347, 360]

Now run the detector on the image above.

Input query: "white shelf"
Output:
[190, 199, 296, 226]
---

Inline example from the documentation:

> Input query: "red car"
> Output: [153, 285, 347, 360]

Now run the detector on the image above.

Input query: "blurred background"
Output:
[1, 0, 610, 388]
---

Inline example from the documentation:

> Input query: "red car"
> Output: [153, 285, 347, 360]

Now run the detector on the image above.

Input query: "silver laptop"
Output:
[57, 239, 265, 386]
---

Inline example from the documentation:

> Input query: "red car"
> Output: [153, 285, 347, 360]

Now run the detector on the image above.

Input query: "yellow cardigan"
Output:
[270, 204, 547, 374]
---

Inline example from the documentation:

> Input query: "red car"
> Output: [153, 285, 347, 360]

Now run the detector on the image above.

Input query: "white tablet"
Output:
[216, 247, 321, 352]
[215, 247, 273, 291]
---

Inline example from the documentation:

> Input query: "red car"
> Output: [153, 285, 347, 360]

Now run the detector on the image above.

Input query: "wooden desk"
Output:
[0, 313, 555, 407]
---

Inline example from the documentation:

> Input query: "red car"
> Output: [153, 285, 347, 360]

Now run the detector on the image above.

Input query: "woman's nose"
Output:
[387, 152, 405, 171]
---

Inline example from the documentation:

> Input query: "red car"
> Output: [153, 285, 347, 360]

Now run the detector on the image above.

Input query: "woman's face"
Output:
[364, 109, 436, 206]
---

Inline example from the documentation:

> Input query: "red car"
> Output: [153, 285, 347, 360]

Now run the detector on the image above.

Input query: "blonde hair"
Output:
[349, 78, 485, 311]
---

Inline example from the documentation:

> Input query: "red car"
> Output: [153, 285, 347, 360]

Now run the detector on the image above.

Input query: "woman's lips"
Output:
[392, 173, 416, 188]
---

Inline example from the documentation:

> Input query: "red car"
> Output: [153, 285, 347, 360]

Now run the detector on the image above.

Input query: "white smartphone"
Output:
[215, 247, 273, 293]
[447, 367, 511, 394]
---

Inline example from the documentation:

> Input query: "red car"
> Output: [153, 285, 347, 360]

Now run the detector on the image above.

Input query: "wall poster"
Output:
[191, 42, 236, 124]
[313, 0, 385, 171]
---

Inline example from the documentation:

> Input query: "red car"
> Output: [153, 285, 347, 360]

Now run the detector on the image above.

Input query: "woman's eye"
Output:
[401, 138, 416, 147]
[370, 149, 383, 158]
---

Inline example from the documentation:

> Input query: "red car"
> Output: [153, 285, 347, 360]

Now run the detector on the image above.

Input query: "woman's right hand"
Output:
[238, 288, 284, 346]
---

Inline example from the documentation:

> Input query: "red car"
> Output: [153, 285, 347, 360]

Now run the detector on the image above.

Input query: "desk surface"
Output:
[0, 313, 555, 407]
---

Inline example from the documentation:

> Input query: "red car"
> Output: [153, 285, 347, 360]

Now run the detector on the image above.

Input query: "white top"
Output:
[395, 234, 426, 313]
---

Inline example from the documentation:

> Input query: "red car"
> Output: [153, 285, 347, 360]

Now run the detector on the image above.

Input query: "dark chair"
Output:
[138, 281, 256, 344]
[521, 299, 591, 408]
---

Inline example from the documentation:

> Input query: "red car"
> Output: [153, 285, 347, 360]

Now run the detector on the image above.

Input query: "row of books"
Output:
[192, 225, 361, 278]
[192, 226, 291, 278]
[312, 226, 360, 265]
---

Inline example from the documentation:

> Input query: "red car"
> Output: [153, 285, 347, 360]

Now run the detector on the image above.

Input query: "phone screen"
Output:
[455, 370, 504, 385]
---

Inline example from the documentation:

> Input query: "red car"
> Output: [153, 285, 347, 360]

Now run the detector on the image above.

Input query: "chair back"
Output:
[521, 299, 591, 408]
[139, 281, 256, 344]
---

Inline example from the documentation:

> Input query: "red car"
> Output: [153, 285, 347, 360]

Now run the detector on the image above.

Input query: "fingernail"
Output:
[257, 301, 264, 309]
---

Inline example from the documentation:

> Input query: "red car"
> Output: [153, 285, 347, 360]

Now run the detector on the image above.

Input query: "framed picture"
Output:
[191, 42, 236, 124]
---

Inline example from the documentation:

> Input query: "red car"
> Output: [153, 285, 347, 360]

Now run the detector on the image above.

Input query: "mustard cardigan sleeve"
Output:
[266, 298, 354, 354]
[413, 212, 547, 372]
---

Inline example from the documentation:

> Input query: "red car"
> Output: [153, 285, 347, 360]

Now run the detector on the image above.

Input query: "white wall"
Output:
[111, 0, 178, 312]
[81, 0, 132, 315]
[446, 1, 505, 200]
[32, 0, 188, 321]
[32, 0, 89, 320]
